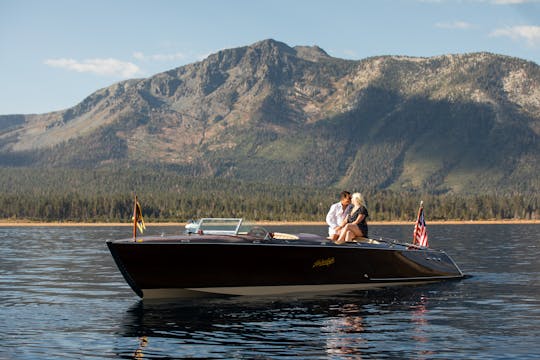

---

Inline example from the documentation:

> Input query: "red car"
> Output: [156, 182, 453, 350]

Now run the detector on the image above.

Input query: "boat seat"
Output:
[350, 237, 380, 244]
[327, 236, 381, 244]
[272, 232, 300, 240]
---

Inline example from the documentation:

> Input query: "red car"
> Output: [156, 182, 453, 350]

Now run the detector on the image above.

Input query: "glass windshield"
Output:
[198, 218, 243, 235]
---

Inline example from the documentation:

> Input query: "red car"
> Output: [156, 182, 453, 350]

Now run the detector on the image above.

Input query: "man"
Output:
[326, 191, 352, 241]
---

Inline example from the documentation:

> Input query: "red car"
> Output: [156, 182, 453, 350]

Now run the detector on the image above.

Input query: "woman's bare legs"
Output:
[344, 224, 361, 242]
[335, 228, 347, 244]
[344, 230, 354, 242]
[335, 224, 362, 244]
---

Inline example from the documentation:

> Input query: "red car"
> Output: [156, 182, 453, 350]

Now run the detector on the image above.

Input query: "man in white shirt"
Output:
[326, 191, 352, 240]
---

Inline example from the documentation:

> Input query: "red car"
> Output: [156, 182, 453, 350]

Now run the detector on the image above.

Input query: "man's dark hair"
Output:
[339, 191, 351, 200]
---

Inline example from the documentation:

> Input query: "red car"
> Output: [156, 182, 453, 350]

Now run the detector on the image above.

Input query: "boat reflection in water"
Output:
[118, 286, 452, 359]
[106, 218, 464, 299]
[323, 303, 366, 357]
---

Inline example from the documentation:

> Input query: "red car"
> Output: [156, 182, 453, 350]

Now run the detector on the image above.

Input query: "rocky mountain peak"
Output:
[293, 45, 331, 62]
[0, 40, 538, 194]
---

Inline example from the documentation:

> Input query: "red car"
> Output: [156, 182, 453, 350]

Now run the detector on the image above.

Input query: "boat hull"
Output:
[107, 237, 463, 298]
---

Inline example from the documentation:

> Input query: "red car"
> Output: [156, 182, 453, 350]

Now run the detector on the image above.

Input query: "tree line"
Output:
[0, 167, 537, 222]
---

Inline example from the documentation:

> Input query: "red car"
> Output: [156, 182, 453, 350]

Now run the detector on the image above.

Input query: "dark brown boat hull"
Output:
[107, 236, 463, 298]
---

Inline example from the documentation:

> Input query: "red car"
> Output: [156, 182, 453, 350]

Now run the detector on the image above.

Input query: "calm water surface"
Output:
[1, 224, 539, 359]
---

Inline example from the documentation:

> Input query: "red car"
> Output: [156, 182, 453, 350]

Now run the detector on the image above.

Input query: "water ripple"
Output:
[1, 225, 540, 359]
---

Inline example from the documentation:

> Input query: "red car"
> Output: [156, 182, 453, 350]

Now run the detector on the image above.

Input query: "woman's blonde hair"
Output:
[351, 192, 365, 207]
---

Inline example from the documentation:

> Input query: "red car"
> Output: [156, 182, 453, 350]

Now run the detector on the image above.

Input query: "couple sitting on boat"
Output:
[326, 191, 368, 244]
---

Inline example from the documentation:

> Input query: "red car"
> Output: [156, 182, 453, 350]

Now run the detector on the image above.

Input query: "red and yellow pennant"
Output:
[132, 195, 146, 241]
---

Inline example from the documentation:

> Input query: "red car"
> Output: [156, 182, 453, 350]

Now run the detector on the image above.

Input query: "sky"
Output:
[1, 0, 539, 115]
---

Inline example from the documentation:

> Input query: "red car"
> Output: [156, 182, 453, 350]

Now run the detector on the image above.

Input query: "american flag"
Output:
[413, 202, 428, 247]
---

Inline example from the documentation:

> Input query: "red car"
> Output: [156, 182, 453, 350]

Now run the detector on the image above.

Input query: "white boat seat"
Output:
[272, 232, 300, 240]
[351, 237, 380, 244]
[326, 236, 380, 244]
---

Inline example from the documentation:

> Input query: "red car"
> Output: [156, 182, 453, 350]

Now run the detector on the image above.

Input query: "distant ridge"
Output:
[0, 39, 539, 194]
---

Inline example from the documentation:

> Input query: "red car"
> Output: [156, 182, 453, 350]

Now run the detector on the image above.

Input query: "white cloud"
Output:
[435, 21, 474, 29]
[491, 0, 539, 4]
[490, 25, 540, 46]
[44, 58, 141, 78]
[133, 51, 188, 62]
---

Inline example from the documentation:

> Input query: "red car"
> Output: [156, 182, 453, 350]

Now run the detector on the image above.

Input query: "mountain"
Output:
[1, 39, 539, 194]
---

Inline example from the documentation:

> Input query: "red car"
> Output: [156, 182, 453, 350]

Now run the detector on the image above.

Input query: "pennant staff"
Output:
[132, 195, 146, 241]
[413, 200, 429, 247]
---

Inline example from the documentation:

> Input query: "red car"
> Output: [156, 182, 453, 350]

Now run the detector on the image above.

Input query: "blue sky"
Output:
[1, 0, 539, 115]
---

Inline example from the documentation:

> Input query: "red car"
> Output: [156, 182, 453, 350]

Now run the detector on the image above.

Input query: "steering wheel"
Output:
[247, 226, 270, 238]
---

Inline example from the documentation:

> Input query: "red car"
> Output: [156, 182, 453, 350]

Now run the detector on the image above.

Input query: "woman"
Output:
[335, 192, 368, 244]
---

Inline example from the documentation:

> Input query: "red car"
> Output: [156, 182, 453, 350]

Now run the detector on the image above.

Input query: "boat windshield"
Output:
[197, 218, 244, 235]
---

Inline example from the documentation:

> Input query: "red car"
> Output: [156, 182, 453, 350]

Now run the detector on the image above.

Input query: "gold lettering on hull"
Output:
[312, 257, 335, 268]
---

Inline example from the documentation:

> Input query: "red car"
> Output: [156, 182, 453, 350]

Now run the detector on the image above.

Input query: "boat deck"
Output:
[112, 233, 425, 253]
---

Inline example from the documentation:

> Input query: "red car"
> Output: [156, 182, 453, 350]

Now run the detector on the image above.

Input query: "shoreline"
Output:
[0, 219, 538, 227]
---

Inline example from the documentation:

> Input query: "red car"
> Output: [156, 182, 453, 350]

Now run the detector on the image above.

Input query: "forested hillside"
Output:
[0, 167, 536, 222]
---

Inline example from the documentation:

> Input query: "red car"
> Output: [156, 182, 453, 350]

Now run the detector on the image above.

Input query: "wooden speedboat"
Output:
[107, 218, 464, 298]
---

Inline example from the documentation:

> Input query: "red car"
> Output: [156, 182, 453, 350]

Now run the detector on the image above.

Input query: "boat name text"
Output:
[312, 257, 335, 268]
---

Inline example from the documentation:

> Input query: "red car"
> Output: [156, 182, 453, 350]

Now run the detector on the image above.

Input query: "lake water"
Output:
[1, 224, 539, 359]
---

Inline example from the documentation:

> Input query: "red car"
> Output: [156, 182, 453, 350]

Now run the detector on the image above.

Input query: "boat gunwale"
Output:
[106, 235, 442, 253]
